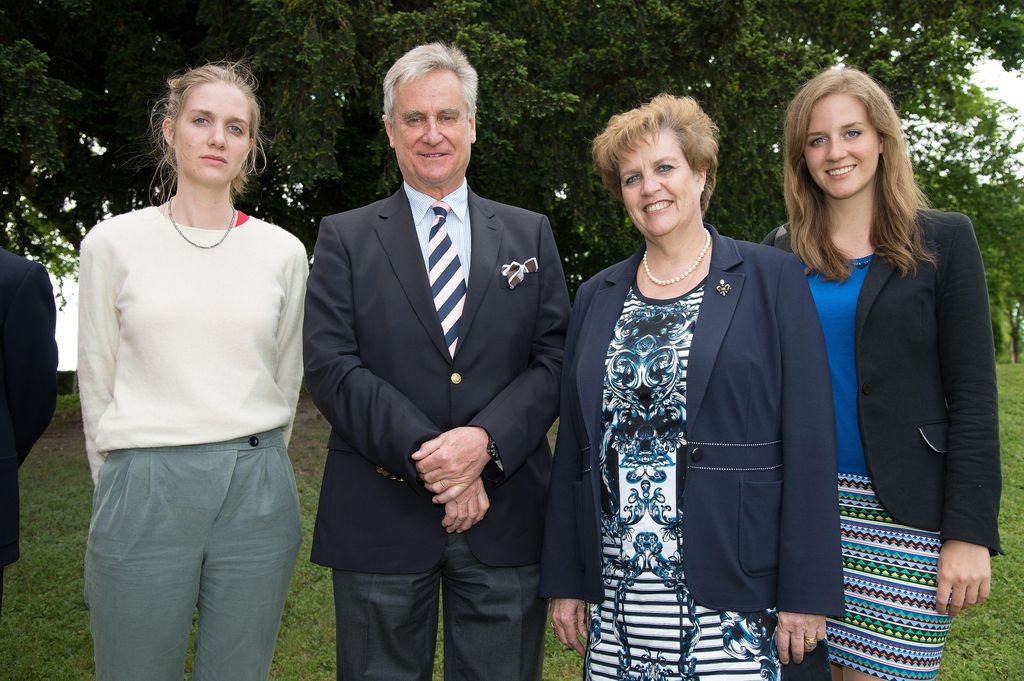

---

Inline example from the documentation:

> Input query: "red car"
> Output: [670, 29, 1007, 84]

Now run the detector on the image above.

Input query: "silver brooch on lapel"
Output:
[716, 279, 731, 296]
[500, 257, 538, 289]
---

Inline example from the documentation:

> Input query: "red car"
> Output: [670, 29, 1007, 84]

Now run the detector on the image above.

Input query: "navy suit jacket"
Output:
[764, 210, 1001, 552]
[539, 226, 844, 615]
[0, 248, 58, 568]
[304, 188, 570, 572]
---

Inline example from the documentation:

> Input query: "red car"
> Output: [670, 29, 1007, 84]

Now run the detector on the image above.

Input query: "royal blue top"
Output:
[808, 255, 873, 476]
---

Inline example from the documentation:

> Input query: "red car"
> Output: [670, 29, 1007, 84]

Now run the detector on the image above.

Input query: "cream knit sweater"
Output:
[78, 206, 308, 482]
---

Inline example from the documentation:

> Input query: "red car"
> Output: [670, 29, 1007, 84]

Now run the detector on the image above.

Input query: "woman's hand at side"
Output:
[550, 598, 588, 656]
[936, 539, 992, 615]
[775, 611, 826, 664]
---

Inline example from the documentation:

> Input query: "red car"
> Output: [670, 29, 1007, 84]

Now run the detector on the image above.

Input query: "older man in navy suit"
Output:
[0, 246, 58, 616]
[303, 43, 570, 681]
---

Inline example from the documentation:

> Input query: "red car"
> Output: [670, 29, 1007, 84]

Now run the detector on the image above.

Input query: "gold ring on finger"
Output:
[440, 480, 447, 490]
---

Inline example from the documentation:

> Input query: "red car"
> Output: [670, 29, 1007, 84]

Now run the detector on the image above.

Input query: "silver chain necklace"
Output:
[167, 197, 236, 249]
[643, 228, 712, 286]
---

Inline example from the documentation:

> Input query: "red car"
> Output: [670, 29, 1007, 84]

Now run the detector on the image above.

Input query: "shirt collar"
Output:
[403, 180, 469, 224]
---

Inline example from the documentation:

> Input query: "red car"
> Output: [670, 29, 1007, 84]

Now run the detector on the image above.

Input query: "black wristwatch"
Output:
[486, 436, 501, 465]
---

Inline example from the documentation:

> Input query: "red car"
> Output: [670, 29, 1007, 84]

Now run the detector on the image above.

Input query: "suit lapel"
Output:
[576, 252, 640, 451]
[458, 191, 501, 347]
[374, 190, 450, 360]
[770, 224, 894, 364]
[855, 256, 895, 351]
[684, 227, 744, 432]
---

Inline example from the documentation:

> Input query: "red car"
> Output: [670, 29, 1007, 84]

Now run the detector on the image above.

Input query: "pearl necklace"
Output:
[643, 229, 712, 286]
[167, 197, 236, 250]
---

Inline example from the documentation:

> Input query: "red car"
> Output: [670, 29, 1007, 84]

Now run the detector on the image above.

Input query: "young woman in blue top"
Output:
[764, 67, 1001, 681]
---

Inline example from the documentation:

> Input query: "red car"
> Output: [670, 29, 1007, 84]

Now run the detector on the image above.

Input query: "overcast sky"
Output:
[976, 58, 1024, 114]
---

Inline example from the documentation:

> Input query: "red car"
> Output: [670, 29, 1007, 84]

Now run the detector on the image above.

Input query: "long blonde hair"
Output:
[783, 67, 932, 280]
[150, 61, 266, 201]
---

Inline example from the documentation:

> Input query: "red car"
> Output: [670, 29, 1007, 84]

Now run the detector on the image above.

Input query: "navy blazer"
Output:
[304, 188, 570, 572]
[539, 226, 844, 616]
[0, 248, 58, 568]
[764, 210, 1001, 552]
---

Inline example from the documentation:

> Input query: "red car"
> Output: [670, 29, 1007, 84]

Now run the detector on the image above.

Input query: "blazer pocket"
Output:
[917, 420, 949, 453]
[738, 480, 782, 577]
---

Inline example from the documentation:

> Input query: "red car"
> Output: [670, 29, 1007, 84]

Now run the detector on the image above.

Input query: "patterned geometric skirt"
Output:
[826, 474, 952, 681]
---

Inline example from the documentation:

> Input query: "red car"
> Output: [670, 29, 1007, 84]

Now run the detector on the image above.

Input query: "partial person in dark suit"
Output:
[764, 66, 1001, 681]
[303, 42, 570, 681]
[0, 246, 58, 616]
[540, 94, 843, 681]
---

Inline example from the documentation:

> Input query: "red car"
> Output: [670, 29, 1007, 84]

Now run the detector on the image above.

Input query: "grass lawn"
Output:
[1, 367, 1021, 680]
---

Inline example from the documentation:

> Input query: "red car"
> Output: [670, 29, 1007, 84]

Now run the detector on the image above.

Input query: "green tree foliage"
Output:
[913, 83, 1024, 361]
[2, 1, 1022, 301]
[0, 35, 79, 275]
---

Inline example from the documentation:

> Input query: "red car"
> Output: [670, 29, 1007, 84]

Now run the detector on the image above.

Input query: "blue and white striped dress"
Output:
[586, 284, 780, 681]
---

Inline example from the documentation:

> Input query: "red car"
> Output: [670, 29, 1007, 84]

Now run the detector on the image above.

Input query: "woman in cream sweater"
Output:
[78, 62, 307, 681]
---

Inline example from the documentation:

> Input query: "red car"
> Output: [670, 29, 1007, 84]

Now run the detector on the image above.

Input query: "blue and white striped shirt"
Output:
[403, 181, 471, 285]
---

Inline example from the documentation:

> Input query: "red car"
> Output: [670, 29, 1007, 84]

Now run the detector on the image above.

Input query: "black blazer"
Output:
[764, 210, 1001, 552]
[539, 227, 844, 615]
[303, 188, 570, 572]
[0, 248, 58, 568]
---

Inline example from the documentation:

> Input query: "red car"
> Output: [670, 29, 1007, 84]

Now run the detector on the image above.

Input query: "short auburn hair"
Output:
[592, 94, 719, 214]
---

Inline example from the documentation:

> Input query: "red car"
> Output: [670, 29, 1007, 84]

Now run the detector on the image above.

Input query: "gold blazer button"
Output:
[450, 372, 462, 385]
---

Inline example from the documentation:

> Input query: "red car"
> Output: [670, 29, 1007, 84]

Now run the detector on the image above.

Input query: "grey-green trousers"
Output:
[84, 430, 300, 681]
